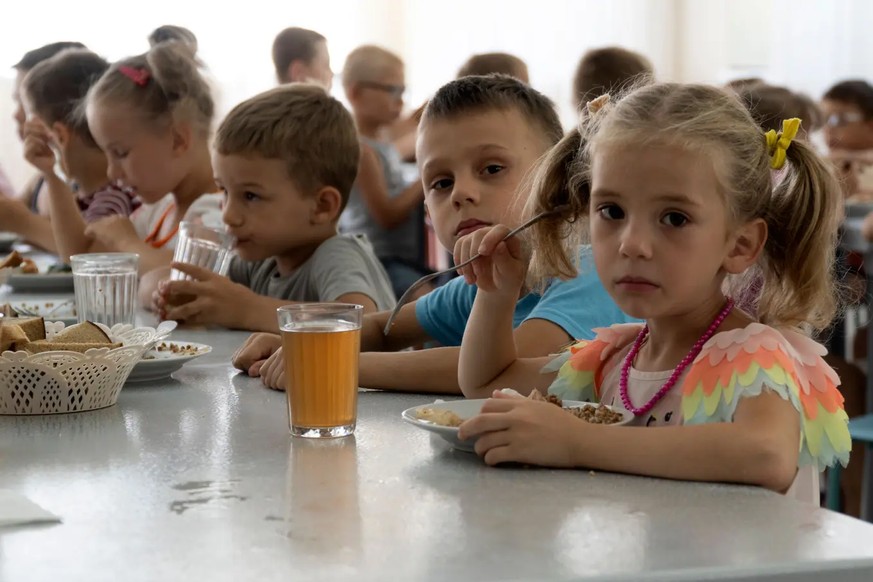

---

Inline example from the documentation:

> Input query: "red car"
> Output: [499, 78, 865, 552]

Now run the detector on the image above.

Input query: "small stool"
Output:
[827, 414, 873, 519]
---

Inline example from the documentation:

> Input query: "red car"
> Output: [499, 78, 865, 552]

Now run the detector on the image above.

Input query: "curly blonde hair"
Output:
[525, 83, 842, 333]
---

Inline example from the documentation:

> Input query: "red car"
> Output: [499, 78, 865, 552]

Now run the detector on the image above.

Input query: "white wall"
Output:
[1, 0, 871, 194]
[0, 77, 26, 193]
[769, 0, 873, 97]
[676, 0, 770, 84]
[402, 0, 678, 127]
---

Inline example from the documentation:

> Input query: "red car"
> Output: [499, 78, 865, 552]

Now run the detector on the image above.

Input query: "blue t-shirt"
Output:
[415, 246, 636, 346]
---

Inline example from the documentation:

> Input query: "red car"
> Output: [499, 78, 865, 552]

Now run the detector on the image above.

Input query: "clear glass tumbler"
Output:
[71, 253, 139, 328]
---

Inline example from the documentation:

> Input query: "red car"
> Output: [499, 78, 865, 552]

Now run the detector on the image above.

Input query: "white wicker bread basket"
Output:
[0, 322, 174, 415]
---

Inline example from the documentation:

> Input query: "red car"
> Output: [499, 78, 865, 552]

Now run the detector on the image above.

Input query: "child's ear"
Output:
[288, 59, 306, 83]
[51, 122, 71, 149]
[723, 218, 767, 274]
[310, 186, 343, 225]
[170, 122, 193, 156]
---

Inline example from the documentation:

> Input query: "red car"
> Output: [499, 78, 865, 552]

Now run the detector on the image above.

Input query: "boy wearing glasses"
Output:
[821, 81, 873, 203]
[341, 45, 428, 299]
[822, 80, 873, 152]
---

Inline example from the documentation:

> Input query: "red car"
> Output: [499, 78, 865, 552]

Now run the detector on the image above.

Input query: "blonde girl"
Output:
[55, 41, 222, 272]
[454, 83, 850, 504]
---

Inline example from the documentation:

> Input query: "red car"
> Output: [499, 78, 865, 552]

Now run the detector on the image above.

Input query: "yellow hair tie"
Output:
[765, 118, 801, 169]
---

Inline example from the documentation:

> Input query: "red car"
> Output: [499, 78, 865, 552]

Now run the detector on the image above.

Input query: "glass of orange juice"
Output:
[277, 304, 363, 438]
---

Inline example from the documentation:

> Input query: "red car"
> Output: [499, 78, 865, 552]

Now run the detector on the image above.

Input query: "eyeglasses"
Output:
[359, 81, 405, 99]
[825, 112, 865, 128]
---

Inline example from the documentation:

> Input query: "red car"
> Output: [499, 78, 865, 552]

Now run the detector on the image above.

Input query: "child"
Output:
[820, 81, 873, 208]
[5, 41, 86, 220]
[822, 80, 873, 152]
[272, 27, 333, 88]
[455, 83, 850, 504]
[572, 46, 652, 109]
[232, 75, 634, 394]
[148, 84, 396, 331]
[340, 45, 428, 299]
[51, 41, 224, 271]
[457, 53, 529, 83]
[0, 49, 140, 256]
[12, 43, 86, 141]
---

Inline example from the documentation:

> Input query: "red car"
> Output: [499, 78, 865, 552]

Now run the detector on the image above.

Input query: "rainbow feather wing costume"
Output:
[543, 322, 850, 471]
[682, 323, 850, 471]
[543, 323, 642, 403]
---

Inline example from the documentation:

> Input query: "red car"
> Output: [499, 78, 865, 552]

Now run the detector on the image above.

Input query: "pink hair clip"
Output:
[119, 65, 151, 87]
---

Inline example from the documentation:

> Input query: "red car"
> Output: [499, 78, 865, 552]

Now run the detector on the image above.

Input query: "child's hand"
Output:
[257, 347, 286, 391]
[85, 216, 140, 249]
[453, 225, 526, 296]
[458, 390, 588, 468]
[150, 287, 165, 315]
[22, 120, 57, 177]
[160, 262, 260, 328]
[232, 332, 282, 376]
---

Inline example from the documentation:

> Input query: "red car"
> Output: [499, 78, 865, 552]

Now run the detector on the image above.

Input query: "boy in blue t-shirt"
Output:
[233, 75, 635, 394]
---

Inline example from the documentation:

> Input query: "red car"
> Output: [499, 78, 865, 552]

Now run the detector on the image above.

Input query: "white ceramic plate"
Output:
[6, 272, 74, 293]
[8, 300, 78, 326]
[126, 341, 212, 384]
[402, 398, 633, 452]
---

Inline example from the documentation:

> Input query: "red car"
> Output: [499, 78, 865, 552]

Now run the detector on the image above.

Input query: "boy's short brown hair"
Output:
[457, 52, 529, 83]
[739, 83, 823, 134]
[421, 74, 563, 147]
[823, 80, 873, 120]
[341, 45, 403, 89]
[215, 84, 360, 207]
[272, 27, 326, 83]
[23, 48, 109, 147]
[573, 46, 653, 107]
[14, 41, 86, 71]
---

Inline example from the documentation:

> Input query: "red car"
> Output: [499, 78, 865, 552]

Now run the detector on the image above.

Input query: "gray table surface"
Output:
[3, 294, 873, 580]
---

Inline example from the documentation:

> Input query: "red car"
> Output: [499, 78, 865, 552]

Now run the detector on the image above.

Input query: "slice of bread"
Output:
[23, 340, 122, 354]
[20, 259, 38, 274]
[0, 316, 46, 341]
[0, 250, 24, 270]
[0, 324, 28, 353]
[52, 322, 111, 344]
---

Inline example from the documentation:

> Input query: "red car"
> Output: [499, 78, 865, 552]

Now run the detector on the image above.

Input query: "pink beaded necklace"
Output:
[619, 298, 735, 417]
